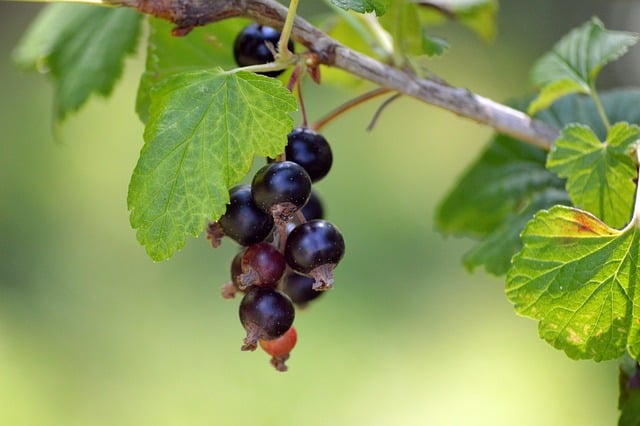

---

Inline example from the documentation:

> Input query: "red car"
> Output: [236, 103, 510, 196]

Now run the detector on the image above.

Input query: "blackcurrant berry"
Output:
[221, 249, 245, 299]
[284, 220, 345, 290]
[300, 190, 324, 221]
[286, 128, 333, 182]
[239, 287, 295, 351]
[259, 326, 297, 372]
[238, 242, 285, 290]
[282, 271, 323, 307]
[233, 23, 294, 78]
[251, 161, 311, 225]
[215, 185, 274, 247]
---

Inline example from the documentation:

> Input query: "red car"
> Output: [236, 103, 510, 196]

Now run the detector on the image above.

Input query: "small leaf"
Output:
[416, 0, 498, 42]
[379, 0, 423, 65]
[547, 123, 640, 229]
[137, 17, 251, 123]
[13, 3, 141, 121]
[529, 17, 639, 114]
[506, 205, 640, 361]
[128, 70, 297, 261]
[421, 33, 450, 57]
[329, 0, 391, 15]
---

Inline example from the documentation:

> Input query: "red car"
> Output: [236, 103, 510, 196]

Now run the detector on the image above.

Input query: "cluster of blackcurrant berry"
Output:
[205, 23, 345, 372]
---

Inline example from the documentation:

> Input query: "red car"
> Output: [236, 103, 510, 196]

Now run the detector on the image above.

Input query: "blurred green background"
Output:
[1, 1, 638, 425]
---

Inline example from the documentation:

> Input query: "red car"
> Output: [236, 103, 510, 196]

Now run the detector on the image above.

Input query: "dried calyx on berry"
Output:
[238, 242, 286, 290]
[239, 287, 295, 351]
[251, 161, 312, 225]
[284, 220, 345, 290]
[259, 326, 297, 372]
[208, 185, 274, 248]
[233, 23, 294, 78]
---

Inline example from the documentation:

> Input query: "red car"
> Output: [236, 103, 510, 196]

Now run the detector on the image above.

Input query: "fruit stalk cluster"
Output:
[208, 22, 345, 372]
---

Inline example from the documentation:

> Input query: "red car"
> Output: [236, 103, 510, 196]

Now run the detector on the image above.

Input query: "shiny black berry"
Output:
[233, 23, 294, 78]
[216, 185, 274, 246]
[252, 161, 312, 225]
[300, 190, 324, 221]
[284, 220, 345, 290]
[282, 271, 323, 306]
[239, 287, 295, 351]
[286, 128, 333, 182]
[238, 242, 286, 290]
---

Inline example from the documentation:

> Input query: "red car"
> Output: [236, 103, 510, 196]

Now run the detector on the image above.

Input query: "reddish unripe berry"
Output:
[239, 242, 286, 289]
[259, 326, 297, 372]
[259, 326, 297, 357]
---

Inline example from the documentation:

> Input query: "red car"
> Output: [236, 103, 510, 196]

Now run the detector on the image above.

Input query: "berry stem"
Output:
[310, 87, 393, 132]
[297, 78, 309, 128]
[590, 84, 611, 132]
[278, 0, 299, 60]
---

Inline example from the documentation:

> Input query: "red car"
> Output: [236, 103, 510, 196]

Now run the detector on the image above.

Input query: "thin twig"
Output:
[310, 87, 393, 132]
[366, 93, 402, 132]
[104, 0, 559, 148]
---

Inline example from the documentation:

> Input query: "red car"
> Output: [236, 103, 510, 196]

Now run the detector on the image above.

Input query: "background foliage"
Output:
[1, 0, 639, 424]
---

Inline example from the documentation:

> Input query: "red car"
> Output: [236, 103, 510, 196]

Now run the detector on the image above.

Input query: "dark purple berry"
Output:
[284, 220, 345, 290]
[239, 287, 295, 351]
[217, 185, 274, 246]
[221, 249, 245, 299]
[282, 271, 323, 306]
[251, 161, 311, 225]
[300, 190, 324, 221]
[239, 242, 286, 289]
[286, 128, 333, 182]
[233, 23, 294, 78]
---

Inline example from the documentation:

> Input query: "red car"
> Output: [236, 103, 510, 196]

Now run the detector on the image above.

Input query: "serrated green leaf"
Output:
[329, 0, 391, 15]
[547, 123, 640, 229]
[506, 205, 640, 361]
[128, 70, 297, 261]
[437, 89, 640, 275]
[421, 34, 450, 57]
[136, 17, 251, 123]
[417, 0, 498, 42]
[529, 17, 639, 115]
[13, 3, 141, 121]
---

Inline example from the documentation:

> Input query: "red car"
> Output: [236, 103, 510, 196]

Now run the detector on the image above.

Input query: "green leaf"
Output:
[379, 0, 424, 65]
[528, 17, 639, 115]
[437, 89, 640, 275]
[506, 205, 640, 361]
[416, 0, 498, 42]
[461, 188, 569, 275]
[436, 134, 568, 275]
[13, 4, 141, 121]
[620, 391, 640, 426]
[421, 34, 450, 57]
[137, 17, 251, 123]
[547, 123, 640, 229]
[128, 70, 297, 261]
[329, 0, 391, 15]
